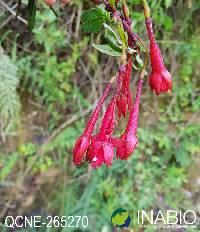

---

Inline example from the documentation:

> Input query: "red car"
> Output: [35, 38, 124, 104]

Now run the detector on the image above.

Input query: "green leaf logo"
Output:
[111, 208, 131, 228]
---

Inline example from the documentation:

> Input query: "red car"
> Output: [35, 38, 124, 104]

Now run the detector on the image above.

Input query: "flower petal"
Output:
[103, 142, 114, 167]
[73, 135, 90, 166]
[125, 132, 138, 158]
[90, 147, 104, 168]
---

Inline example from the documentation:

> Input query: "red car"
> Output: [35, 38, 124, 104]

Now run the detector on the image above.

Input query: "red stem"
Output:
[84, 83, 112, 136]
[126, 79, 143, 134]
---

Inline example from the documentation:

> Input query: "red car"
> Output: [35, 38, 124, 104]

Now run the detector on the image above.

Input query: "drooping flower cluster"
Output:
[73, 61, 143, 168]
[72, 0, 173, 168]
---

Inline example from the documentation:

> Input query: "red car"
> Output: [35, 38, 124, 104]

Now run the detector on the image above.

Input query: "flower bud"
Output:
[87, 94, 116, 168]
[43, 0, 56, 7]
[73, 135, 90, 166]
[116, 80, 143, 159]
[146, 18, 172, 95]
[72, 83, 112, 166]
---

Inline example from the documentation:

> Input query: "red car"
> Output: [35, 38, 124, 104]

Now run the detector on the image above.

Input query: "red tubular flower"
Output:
[116, 60, 133, 118]
[73, 83, 112, 166]
[73, 135, 90, 166]
[87, 134, 114, 168]
[87, 97, 116, 168]
[116, 79, 143, 160]
[124, 57, 133, 111]
[146, 18, 172, 95]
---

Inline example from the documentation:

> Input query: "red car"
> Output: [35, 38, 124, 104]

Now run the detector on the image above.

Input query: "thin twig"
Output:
[0, 14, 12, 30]
[0, 0, 27, 25]
[74, 1, 82, 40]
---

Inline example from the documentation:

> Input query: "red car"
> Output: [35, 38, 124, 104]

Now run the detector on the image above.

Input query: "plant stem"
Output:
[93, 0, 149, 79]
[142, 0, 151, 19]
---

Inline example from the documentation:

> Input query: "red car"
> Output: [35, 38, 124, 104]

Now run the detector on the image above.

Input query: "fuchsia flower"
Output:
[73, 83, 112, 166]
[87, 98, 116, 168]
[86, 71, 124, 168]
[146, 18, 172, 95]
[73, 135, 90, 166]
[124, 58, 133, 111]
[116, 59, 133, 118]
[73, 66, 143, 167]
[116, 79, 143, 160]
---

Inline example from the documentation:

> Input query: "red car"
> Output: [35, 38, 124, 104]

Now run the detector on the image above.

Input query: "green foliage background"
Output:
[0, 0, 200, 231]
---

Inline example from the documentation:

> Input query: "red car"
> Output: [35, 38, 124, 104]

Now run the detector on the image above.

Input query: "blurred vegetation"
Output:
[0, 0, 200, 231]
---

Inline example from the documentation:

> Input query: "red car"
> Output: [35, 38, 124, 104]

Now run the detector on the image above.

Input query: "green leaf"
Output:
[136, 54, 144, 67]
[132, 62, 139, 70]
[165, 0, 172, 8]
[127, 47, 137, 54]
[117, 24, 127, 48]
[92, 44, 121, 56]
[104, 24, 121, 45]
[97, 4, 110, 21]
[27, 0, 36, 31]
[0, 152, 18, 180]
[81, 6, 110, 33]
[103, 23, 122, 52]
[0, 47, 20, 128]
